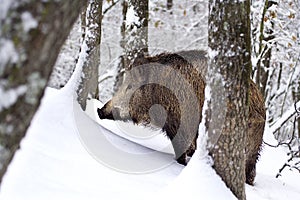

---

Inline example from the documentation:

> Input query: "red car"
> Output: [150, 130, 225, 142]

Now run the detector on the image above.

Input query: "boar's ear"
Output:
[131, 54, 150, 69]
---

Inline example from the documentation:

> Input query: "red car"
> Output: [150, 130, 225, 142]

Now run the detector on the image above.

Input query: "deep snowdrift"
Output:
[0, 86, 299, 200]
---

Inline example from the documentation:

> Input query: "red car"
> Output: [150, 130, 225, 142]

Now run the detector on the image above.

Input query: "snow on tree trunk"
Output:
[254, 0, 276, 98]
[77, 0, 103, 110]
[122, 0, 148, 67]
[207, 1, 252, 199]
[292, 82, 300, 138]
[0, 1, 86, 184]
[48, 20, 81, 89]
[115, 0, 149, 90]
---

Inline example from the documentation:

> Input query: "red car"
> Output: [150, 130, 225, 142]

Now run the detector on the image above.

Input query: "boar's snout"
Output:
[97, 107, 111, 119]
[97, 101, 121, 120]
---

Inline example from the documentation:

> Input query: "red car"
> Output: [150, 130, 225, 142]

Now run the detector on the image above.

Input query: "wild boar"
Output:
[98, 50, 265, 185]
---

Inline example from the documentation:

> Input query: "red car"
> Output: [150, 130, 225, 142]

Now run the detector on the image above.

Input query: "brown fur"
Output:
[98, 50, 265, 185]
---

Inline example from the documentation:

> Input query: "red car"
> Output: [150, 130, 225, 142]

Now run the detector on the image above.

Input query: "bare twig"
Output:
[99, 74, 114, 84]
[103, 0, 121, 15]
[276, 151, 300, 178]
[266, 102, 300, 178]
[269, 101, 300, 134]
[280, 53, 300, 116]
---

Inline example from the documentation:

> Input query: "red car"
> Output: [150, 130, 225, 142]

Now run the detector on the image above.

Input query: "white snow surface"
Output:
[126, 5, 140, 27]
[0, 88, 300, 199]
[85, 98, 175, 155]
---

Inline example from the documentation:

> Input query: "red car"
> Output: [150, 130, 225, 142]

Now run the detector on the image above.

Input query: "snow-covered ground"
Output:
[0, 82, 300, 199]
[1, 0, 299, 199]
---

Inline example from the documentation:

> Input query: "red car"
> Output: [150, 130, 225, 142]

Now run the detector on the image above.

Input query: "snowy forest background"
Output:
[50, 0, 300, 175]
[0, 0, 300, 199]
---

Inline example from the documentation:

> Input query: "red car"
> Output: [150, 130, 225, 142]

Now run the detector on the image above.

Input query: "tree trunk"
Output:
[0, 1, 86, 184]
[292, 79, 300, 138]
[123, 0, 149, 65]
[255, 0, 276, 98]
[77, 0, 103, 110]
[115, 0, 149, 91]
[207, 1, 252, 199]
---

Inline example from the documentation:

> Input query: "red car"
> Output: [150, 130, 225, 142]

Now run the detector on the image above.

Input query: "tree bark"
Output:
[292, 78, 300, 138]
[255, 0, 276, 98]
[123, 0, 149, 65]
[207, 1, 252, 199]
[77, 0, 103, 110]
[0, 1, 86, 184]
[115, 0, 149, 91]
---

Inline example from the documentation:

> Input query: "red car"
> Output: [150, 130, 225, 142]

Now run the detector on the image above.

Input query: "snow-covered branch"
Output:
[269, 101, 300, 134]
[103, 0, 121, 15]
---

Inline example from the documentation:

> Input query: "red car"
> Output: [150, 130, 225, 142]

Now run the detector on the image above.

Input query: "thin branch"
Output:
[103, 0, 121, 15]
[255, 0, 269, 86]
[269, 100, 300, 134]
[276, 163, 290, 178]
[266, 102, 300, 178]
[280, 53, 300, 116]
[182, 35, 208, 50]
[99, 75, 114, 84]
[276, 151, 300, 178]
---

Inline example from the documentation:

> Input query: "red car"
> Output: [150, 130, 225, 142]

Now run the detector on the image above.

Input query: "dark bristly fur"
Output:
[98, 50, 265, 185]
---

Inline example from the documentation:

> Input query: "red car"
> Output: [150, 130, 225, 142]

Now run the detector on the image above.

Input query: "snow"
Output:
[208, 48, 218, 60]
[267, 101, 300, 141]
[0, 0, 12, 20]
[0, 85, 27, 112]
[126, 5, 140, 27]
[155, 154, 238, 200]
[66, 38, 88, 92]
[0, 39, 19, 73]
[0, 87, 182, 200]
[48, 19, 81, 89]
[21, 12, 38, 32]
[0, 83, 299, 199]
[1, 1, 299, 198]
[85, 99, 174, 155]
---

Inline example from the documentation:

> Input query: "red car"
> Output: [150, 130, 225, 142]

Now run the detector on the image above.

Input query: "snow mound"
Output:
[85, 98, 175, 155]
[0, 87, 299, 200]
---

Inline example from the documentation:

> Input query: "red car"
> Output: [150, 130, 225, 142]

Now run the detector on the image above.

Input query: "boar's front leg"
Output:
[172, 138, 188, 166]
[164, 125, 188, 165]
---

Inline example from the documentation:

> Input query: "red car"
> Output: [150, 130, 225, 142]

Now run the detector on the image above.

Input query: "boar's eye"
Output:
[126, 84, 132, 90]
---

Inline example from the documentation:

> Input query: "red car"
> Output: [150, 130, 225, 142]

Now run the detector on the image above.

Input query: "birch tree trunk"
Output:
[77, 0, 103, 110]
[207, 1, 252, 199]
[0, 1, 86, 184]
